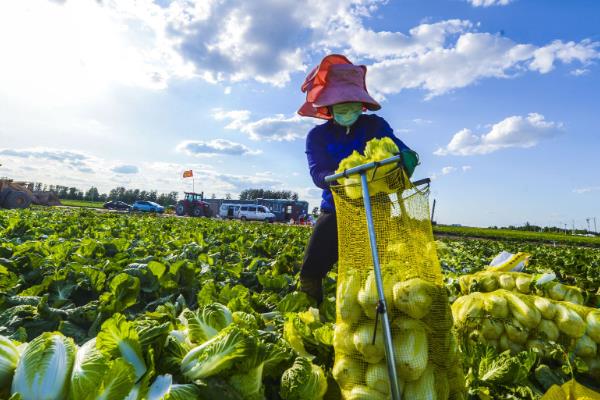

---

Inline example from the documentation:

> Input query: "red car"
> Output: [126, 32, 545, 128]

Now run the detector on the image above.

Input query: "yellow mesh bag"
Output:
[452, 289, 600, 380]
[331, 167, 464, 399]
[541, 380, 600, 400]
[458, 271, 586, 305]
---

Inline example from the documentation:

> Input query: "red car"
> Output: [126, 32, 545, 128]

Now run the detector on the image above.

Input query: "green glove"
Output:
[399, 150, 419, 178]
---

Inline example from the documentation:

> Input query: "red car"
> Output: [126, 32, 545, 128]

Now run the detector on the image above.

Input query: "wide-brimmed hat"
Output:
[298, 54, 380, 120]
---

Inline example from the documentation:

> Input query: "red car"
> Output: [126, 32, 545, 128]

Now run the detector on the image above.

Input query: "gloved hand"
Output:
[396, 150, 419, 178]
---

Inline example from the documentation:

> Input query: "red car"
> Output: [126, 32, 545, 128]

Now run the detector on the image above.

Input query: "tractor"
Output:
[175, 192, 213, 217]
[0, 179, 62, 209]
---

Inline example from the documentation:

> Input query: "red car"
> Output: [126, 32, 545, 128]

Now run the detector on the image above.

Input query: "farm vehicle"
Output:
[175, 192, 213, 217]
[0, 179, 62, 209]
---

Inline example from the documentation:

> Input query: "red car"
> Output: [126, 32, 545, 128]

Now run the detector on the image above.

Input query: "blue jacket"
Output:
[305, 114, 412, 213]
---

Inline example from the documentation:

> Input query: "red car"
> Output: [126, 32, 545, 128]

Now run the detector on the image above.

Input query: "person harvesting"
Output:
[297, 54, 419, 303]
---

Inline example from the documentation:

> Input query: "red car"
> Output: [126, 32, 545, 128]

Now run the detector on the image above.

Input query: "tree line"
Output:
[19, 182, 303, 207]
[238, 188, 299, 201]
[23, 182, 179, 206]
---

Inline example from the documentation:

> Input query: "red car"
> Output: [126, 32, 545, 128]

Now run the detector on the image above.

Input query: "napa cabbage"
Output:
[503, 291, 541, 329]
[574, 335, 597, 358]
[481, 319, 504, 340]
[0, 335, 19, 389]
[403, 365, 436, 400]
[357, 271, 394, 319]
[335, 151, 367, 199]
[11, 332, 77, 400]
[336, 272, 362, 324]
[180, 326, 256, 380]
[353, 323, 384, 364]
[537, 320, 559, 342]
[96, 314, 147, 381]
[392, 318, 428, 381]
[179, 303, 233, 344]
[555, 304, 586, 338]
[365, 362, 398, 396]
[333, 322, 355, 355]
[483, 292, 509, 319]
[533, 297, 556, 320]
[586, 310, 600, 343]
[345, 385, 388, 400]
[392, 278, 433, 320]
[564, 288, 584, 305]
[498, 274, 516, 291]
[332, 356, 362, 391]
[280, 357, 327, 400]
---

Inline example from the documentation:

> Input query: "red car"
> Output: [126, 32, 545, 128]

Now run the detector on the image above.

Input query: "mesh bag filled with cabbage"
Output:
[452, 289, 600, 380]
[457, 270, 586, 306]
[330, 166, 465, 399]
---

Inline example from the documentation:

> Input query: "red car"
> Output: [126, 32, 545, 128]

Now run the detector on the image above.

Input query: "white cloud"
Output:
[570, 68, 590, 76]
[412, 118, 433, 125]
[112, 165, 140, 174]
[435, 113, 563, 156]
[176, 139, 261, 156]
[441, 166, 457, 175]
[242, 115, 313, 141]
[573, 186, 600, 194]
[0, 148, 97, 173]
[214, 110, 314, 141]
[366, 32, 598, 99]
[430, 164, 472, 180]
[1, 1, 597, 103]
[468, 0, 513, 7]
[212, 109, 251, 129]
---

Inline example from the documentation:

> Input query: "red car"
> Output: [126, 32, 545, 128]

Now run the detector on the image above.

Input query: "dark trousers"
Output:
[300, 211, 338, 280]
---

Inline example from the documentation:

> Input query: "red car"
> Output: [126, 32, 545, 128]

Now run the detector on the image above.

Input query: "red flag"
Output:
[183, 170, 193, 178]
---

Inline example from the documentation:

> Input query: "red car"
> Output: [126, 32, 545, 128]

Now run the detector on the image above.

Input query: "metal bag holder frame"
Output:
[326, 154, 430, 400]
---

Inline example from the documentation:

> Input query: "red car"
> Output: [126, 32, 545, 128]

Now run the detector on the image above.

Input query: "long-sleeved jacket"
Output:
[305, 114, 412, 212]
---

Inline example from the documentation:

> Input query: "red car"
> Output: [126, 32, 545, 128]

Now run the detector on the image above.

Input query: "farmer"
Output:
[297, 54, 419, 303]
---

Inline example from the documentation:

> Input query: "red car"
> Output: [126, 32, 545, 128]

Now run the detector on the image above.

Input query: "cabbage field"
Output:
[0, 208, 599, 399]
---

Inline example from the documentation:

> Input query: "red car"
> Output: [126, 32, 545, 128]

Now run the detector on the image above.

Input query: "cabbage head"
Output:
[96, 314, 147, 381]
[181, 326, 257, 381]
[70, 338, 137, 400]
[332, 356, 362, 391]
[335, 151, 367, 199]
[357, 272, 394, 319]
[337, 272, 362, 324]
[392, 278, 433, 320]
[11, 332, 77, 400]
[280, 357, 327, 400]
[344, 385, 388, 400]
[179, 303, 233, 344]
[587, 310, 600, 343]
[0, 335, 19, 389]
[353, 323, 384, 364]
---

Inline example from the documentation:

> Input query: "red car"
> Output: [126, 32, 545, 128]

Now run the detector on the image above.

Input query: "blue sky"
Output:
[0, 0, 598, 228]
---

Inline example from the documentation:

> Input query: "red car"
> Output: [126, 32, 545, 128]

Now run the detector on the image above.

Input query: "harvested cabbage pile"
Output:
[333, 274, 463, 399]
[457, 271, 586, 305]
[452, 289, 600, 380]
[335, 137, 399, 199]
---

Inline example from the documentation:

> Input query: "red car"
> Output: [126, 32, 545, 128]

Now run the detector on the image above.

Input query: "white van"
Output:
[218, 203, 241, 219]
[238, 205, 276, 222]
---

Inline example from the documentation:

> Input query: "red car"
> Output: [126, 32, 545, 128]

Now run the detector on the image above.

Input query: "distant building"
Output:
[204, 198, 309, 222]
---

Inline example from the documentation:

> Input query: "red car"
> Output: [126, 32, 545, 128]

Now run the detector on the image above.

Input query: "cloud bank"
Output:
[435, 113, 563, 156]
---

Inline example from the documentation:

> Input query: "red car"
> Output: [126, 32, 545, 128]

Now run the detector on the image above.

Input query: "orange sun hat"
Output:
[298, 54, 380, 120]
